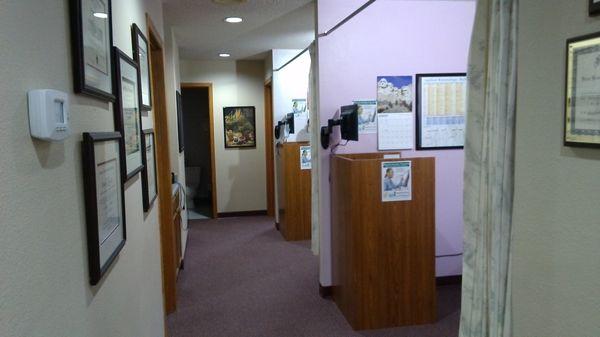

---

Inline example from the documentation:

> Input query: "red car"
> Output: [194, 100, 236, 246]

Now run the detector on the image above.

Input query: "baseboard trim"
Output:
[319, 278, 459, 299]
[319, 284, 333, 298]
[436, 275, 462, 286]
[217, 210, 268, 218]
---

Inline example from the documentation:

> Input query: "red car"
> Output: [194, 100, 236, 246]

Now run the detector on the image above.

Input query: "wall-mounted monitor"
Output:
[320, 104, 360, 149]
[340, 104, 358, 141]
[286, 113, 295, 135]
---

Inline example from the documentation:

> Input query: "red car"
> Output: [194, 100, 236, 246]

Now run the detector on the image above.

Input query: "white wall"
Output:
[512, 0, 600, 336]
[265, 52, 273, 82]
[0, 1, 177, 336]
[180, 60, 267, 213]
[272, 49, 311, 142]
[270, 49, 312, 223]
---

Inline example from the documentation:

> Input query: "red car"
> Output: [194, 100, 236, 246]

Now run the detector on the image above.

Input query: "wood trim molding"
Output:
[181, 82, 212, 88]
[180, 82, 218, 219]
[146, 14, 177, 315]
[319, 284, 333, 298]
[264, 82, 275, 217]
[217, 210, 268, 218]
[145, 13, 163, 47]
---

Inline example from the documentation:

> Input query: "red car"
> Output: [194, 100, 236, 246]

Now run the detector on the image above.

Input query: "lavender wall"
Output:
[317, 0, 476, 285]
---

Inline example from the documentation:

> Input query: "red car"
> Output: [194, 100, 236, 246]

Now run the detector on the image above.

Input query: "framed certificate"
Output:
[113, 47, 144, 180]
[141, 129, 158, 212]
[415, 73, 467, 150]
[590, 0, 600, 16]
[131, 24, 152, 111]
[70, 0, 115, 102]
[565, 32, 600, 148]
[82, 132, 126, 285]
[176, 91, 185, 153]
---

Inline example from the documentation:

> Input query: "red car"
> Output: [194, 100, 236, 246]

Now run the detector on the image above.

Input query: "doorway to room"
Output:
[181, 83, 217, 220]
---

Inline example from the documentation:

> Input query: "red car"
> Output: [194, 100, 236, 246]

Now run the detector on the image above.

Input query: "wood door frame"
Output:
[264, 79, 275, 217]
[180, 83, 218, 219]
[146, 14, 177, 315]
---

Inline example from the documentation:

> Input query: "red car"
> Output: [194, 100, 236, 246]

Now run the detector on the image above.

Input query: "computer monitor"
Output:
[340, 104, 358, 141]
[286, 113, 295, 134]
[320, 104, 360, 149]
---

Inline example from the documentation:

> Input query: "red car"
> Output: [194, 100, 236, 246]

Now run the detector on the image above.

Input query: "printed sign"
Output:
[381, 161, 412, 202]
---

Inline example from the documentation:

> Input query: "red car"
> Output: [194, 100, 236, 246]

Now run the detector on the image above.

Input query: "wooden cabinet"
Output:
[331, 153, 436, 330]
[276, 142, 311, 241]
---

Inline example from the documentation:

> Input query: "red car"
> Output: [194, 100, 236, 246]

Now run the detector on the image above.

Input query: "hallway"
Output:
[167, 216, 461, 337]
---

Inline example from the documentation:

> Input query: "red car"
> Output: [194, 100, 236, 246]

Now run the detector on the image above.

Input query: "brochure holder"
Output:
[330, 153, 436, 330]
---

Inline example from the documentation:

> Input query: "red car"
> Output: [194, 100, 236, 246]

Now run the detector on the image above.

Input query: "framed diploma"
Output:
[177, 91, 185, 153]
[141, 129, 158, 212]
[131, 24, 152, 111]
[69, 0, 115, 102]
[113, 47, 144, 180]
[82, 132, 126, 285]
[415, 73, 467, 150]
[565, 32, 600, 148]
[590, 0, 600, 16]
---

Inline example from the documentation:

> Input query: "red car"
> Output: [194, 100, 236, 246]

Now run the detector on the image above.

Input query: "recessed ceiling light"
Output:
[93, 12, 108, 19]
[224, 17, 243, 23]
[219, 53, 231, 58]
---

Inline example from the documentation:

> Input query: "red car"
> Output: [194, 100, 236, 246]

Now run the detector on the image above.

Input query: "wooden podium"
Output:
[276, 142, 311, 241]
[330, 153, 436, 330]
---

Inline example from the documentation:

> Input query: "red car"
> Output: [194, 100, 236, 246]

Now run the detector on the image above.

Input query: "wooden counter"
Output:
[331, 153, 436, 330]
[276, 142, 311, 241]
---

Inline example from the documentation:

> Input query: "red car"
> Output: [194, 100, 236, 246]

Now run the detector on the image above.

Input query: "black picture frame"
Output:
[564, 32, 600, 148]
[69, 0, 116, 102]
[223, 106, 257, 149]
[113, 47, 144, 181]
[131, 23, 152, 111]
[415, 73, 467, 150]
[82, 132, 126, 285]
[177, 91, 185, 153]
[141, 129, 158, 212]
[590, 0, 600, 16]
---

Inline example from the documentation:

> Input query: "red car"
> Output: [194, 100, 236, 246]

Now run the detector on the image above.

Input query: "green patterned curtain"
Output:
[460, 0, 518, 336]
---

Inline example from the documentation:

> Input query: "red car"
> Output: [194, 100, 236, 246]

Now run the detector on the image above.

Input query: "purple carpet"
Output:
[167, 216, 461, 337]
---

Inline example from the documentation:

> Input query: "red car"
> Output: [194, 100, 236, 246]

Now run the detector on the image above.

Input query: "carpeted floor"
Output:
[167, 216, 461, 337]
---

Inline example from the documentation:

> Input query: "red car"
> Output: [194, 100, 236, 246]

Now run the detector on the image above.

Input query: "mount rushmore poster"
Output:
[377, 76, 413, 113]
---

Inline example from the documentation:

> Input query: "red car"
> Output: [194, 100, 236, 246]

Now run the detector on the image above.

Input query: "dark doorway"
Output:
[182, 86, 214, 219]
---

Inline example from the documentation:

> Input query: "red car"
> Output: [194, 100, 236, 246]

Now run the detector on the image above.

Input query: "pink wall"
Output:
[317, 0, 476, 285]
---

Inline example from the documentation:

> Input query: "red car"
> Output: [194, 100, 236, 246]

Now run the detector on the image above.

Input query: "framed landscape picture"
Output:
[70, 0, 115, 102]
[113, 47, 144, 180]
[131, 23, 152, 111]
[81, 132, 126, 285]
[223, 106, 256, 148]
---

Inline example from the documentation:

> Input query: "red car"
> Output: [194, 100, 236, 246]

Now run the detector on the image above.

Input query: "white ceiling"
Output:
[163, 0, 315, 60]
